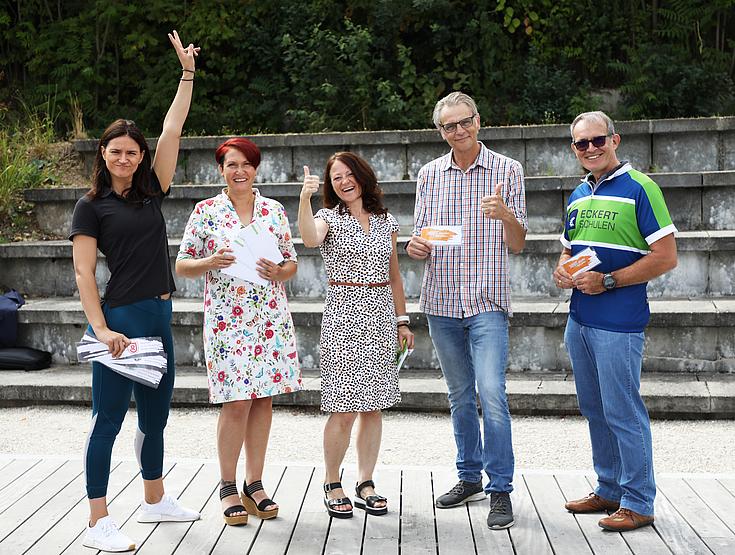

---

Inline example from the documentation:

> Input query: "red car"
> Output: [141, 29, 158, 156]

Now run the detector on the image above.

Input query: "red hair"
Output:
[215, 137, 261, 168]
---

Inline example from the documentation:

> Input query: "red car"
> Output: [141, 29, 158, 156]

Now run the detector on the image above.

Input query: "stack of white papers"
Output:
[76, 332, 168, 388]
[221, 221, 284, 286]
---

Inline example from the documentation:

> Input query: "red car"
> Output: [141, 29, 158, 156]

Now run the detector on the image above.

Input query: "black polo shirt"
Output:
[69, 173, 176, 307]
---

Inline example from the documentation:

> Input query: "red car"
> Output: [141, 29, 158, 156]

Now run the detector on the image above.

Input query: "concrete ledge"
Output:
[15, 297, 735, 372]
[23, 169, 735, 238]
[69, 117, 735, 182]
[4, 231, 735, 300]
[1, 366, 732, 418]
[71, 117, 735, 151]
[24, 171, 735, 200]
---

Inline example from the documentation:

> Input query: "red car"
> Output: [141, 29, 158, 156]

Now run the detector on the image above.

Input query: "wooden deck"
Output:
[1, 455, 734, 554]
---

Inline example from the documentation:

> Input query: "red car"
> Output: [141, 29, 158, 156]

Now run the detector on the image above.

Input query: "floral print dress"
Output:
[177, 189, 302, 403]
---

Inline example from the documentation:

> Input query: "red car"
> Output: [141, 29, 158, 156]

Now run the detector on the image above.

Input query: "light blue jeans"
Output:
[427, 311, 514, 494]
[564, 316, 655, 516]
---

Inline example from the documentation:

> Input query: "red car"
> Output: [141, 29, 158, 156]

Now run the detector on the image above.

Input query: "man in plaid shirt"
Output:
[406, 92, 527, 530]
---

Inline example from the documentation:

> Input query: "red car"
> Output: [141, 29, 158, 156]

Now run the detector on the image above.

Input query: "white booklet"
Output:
[221, 221, 284, 286]
[76, 332, 168, 388]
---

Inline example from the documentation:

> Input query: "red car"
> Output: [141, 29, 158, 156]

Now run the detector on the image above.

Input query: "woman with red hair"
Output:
[176, 138, 302, 526]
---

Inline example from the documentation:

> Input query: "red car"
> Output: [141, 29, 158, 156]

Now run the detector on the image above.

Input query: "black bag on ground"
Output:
[0, 289, 25, 347]
[0, 347, 52, 370]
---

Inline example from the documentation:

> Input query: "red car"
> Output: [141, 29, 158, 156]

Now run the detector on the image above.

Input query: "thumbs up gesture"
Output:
[300, 165, 320, 200]
[481, 182, 509, 220]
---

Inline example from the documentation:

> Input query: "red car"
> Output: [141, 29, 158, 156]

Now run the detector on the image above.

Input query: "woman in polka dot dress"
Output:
[298, 152, 414, 519]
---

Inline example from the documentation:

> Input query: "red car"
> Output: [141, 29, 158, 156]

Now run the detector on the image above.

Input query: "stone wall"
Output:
[73, 117, 735, 182]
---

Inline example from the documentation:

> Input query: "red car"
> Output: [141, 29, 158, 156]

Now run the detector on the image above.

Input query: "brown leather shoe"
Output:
[565, 492, 619, 513]
[598, 508, 654, 531]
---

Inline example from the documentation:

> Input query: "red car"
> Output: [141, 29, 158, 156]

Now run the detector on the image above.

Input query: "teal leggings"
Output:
[84, 298, 175, 499]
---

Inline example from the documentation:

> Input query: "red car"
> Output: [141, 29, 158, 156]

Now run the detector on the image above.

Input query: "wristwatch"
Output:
[602, 273, 617, 291]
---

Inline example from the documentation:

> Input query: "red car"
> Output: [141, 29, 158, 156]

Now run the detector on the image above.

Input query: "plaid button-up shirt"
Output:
[413, 142, 527, 318]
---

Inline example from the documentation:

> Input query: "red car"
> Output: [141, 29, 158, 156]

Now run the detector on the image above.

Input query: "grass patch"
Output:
[0, 100, 85, 242]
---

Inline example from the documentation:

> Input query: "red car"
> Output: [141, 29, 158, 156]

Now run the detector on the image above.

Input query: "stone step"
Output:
[16, 297, 735, 373]
[24, 170, 735, 237]
[1, 365, 733, 418]
[4, 232, 735, 299]
[71, 117, 735, 182]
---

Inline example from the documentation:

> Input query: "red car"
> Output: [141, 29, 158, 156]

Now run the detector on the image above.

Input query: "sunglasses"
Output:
[572, 134, 611, 151]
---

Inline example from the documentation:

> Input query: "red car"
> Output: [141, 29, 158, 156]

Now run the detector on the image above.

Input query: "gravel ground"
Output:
[2, 406, 733, 474]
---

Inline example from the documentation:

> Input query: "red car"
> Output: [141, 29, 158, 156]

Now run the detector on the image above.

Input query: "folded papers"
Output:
[221, 221, 284, 286]
[76, 332, 168, 388]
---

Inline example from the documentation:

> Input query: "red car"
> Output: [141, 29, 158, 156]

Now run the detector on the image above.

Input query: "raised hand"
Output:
[481, 182, 509, 220]
[301, 165, 320, 199]
[168, 29, 200, 72]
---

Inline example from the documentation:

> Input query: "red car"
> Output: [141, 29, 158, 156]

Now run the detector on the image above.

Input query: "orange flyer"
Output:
[561, 247, 601, 277]
[420, 225, 462, 245]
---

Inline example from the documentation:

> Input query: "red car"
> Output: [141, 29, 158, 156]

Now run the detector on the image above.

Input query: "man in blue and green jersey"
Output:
[553, 111, 678, 532]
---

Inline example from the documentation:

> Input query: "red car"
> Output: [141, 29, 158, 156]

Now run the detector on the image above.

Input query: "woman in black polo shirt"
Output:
[69, 31, 200, 553]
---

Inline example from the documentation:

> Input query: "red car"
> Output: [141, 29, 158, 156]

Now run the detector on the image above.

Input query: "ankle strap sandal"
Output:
[323, 482, 353, 519]
[241, 479, 278, 520]
[354, 479, 388, 516]
[219, 481, 248, 526]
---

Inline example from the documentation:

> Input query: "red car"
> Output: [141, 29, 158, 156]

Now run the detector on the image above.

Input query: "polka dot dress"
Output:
[315, 207, 401, 412]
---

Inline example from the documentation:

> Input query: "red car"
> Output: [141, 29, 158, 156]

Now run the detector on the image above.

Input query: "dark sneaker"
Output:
[435, 480, 485, 508]
[487, 492, 514, 529]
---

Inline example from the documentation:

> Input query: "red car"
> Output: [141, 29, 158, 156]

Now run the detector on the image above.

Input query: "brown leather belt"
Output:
[328, 280, 390, 287]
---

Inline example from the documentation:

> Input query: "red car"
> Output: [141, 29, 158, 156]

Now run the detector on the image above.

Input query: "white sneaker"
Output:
[136, 493, 200, 523]
[82, 515, 135, 552]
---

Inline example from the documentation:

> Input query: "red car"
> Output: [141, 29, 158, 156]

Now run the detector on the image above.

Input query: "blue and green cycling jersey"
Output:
[560, 162, 677, 332]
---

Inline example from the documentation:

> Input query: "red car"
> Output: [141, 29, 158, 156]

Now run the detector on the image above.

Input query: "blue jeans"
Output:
[427, 311, 513, 493]
[564, 316, 655, 516]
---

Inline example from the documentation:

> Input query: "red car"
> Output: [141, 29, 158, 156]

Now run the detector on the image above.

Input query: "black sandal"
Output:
[323, 482, 353, 519]
[241, 480, 278, 520]
[354, 479, 388, 516]
[220, 481, 248, 526]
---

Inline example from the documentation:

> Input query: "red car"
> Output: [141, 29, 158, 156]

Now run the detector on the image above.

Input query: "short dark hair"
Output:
[322, 152, 387, 217]
[215, 137, 261, 168]
[89, 119, 155, 202]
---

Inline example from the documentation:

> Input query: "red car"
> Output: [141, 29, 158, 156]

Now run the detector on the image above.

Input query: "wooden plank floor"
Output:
[1, 455, 734, 554]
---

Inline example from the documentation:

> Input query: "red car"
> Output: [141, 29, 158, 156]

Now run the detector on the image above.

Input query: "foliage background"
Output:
[1, 0, 735, 137]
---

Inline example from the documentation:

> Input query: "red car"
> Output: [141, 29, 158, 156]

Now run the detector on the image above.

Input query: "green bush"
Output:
[1, 1, 734, 135]
[611, 44, 735, 119]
